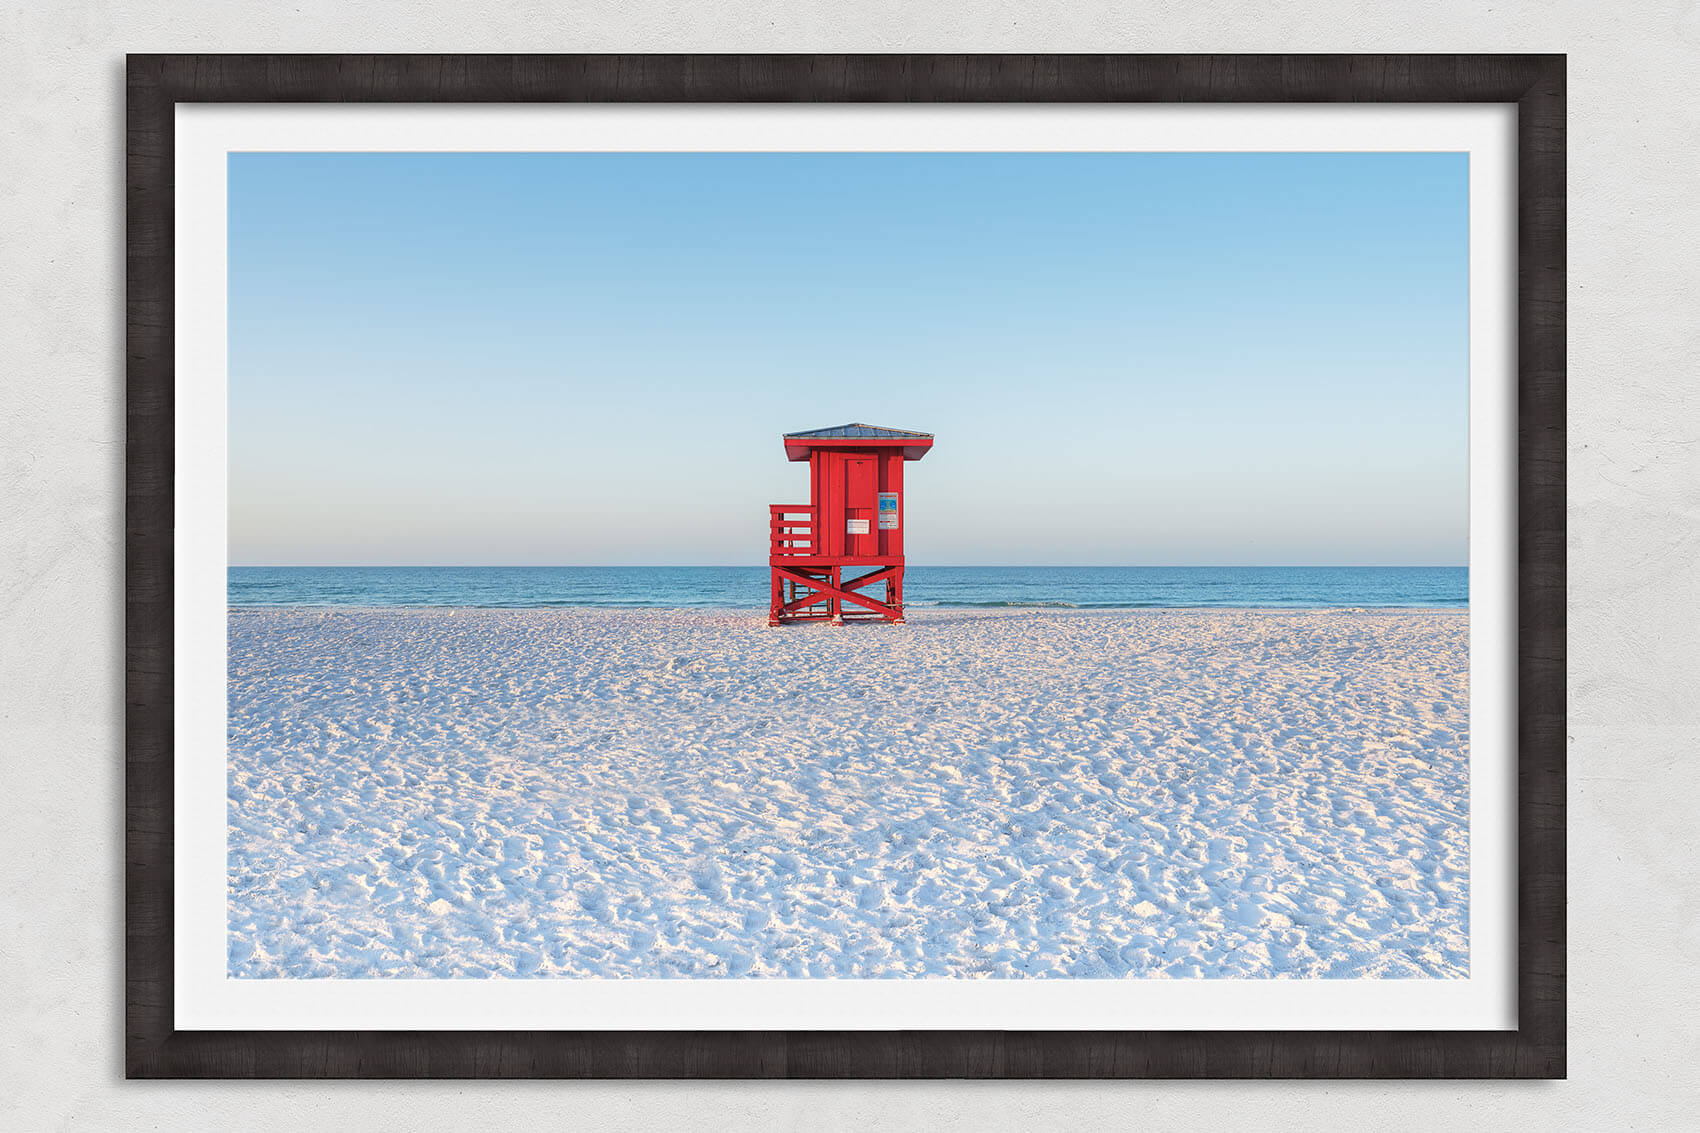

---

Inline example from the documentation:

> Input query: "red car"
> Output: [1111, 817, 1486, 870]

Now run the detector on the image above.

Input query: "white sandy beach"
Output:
[227, 607, 1469, 979]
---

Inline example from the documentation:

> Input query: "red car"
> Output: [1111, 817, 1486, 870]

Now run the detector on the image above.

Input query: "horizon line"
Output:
[228, 563, 1471, 570]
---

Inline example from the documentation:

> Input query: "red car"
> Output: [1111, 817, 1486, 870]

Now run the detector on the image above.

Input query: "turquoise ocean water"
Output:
[229, 566, 1466, 610]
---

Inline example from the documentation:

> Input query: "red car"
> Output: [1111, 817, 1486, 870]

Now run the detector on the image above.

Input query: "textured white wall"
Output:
[2, 3, 1694, 1127]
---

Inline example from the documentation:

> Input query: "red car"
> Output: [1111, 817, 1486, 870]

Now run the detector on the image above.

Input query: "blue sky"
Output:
[228, 151, 1467, 566]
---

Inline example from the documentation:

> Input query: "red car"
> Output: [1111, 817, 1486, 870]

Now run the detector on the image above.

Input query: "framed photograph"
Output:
[127, 54, 1565, 1077]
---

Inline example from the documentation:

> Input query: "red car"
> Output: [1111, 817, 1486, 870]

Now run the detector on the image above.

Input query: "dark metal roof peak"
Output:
[783, 423, 934, 440]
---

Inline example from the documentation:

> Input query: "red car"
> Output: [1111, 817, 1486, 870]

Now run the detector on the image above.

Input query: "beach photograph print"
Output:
[226, 151, 1470, 981]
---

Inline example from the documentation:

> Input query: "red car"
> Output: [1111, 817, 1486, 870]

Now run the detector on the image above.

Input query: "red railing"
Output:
[769, 504, 816, 557]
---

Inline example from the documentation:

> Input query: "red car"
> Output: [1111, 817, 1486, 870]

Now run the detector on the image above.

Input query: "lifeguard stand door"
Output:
[845, 457, 876, 557]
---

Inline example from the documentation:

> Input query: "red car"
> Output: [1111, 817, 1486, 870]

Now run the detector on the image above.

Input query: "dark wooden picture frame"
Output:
[126, 53, 1565, 1078]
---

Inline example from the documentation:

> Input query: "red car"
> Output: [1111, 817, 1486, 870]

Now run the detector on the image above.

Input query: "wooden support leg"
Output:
[771, 565, 905, 624]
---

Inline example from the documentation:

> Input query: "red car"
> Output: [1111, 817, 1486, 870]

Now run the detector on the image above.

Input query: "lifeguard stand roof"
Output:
[783, 423, 934, 462]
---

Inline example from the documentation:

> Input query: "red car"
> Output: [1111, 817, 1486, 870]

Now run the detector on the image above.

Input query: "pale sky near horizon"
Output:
[228, 151, 1468, 566]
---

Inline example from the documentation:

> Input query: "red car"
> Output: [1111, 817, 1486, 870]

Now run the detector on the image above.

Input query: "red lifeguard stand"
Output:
[768, 423, 934, 626]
